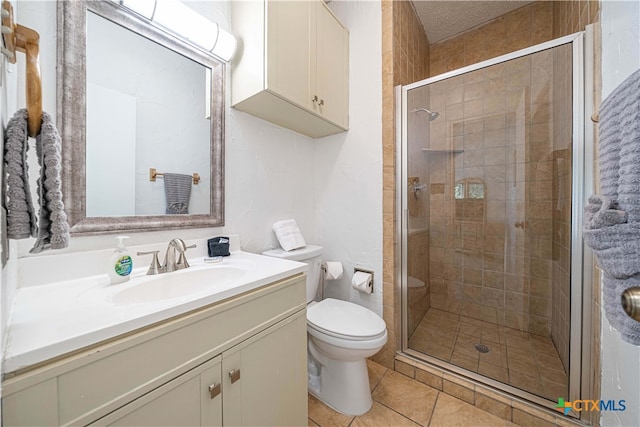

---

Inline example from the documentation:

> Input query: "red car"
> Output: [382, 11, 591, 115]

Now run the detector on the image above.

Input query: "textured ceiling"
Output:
[412, 0, 535, 44]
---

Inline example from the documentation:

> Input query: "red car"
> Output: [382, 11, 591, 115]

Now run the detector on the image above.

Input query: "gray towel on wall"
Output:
[3, 109, 70, 253]
[4, 109, 37, 239]
[31, 111, 70, 253]
[583, 69, 640, 345]
[164, 173, 192, 214]
[614, 69, 640, 222]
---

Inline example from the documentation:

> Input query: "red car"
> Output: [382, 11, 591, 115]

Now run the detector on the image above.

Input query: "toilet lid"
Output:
[307, 298, 386, 340]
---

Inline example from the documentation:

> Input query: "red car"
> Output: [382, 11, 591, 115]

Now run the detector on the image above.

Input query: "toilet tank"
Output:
[262, 245, 323, 303]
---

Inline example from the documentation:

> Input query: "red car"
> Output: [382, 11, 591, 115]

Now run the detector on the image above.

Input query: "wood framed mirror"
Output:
[58, 0, 225, 235]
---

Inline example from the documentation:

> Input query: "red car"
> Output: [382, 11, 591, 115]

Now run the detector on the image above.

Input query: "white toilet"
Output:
[263, 245, 387, 416]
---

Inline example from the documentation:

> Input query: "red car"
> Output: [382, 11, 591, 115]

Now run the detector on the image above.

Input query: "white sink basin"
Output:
[111, 265, 246, 304]
[4, 250, 308, 374]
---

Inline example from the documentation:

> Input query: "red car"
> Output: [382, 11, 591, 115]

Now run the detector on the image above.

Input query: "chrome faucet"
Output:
[163, 238, 194, 272]
[138, 238, 196, 275]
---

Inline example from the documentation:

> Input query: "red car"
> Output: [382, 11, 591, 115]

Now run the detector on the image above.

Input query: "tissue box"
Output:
[208, 236, 230, 257]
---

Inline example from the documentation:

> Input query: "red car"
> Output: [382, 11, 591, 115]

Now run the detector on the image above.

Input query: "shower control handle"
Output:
[622, 287, 640, 321]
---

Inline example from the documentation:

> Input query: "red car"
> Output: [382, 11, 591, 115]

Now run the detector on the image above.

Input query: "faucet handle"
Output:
[176, 243, 196, 270]
[137, 250, 163, 275]
[176, 252, 190, 270]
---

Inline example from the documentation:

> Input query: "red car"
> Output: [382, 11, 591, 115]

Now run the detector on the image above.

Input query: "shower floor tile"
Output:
[408, 308, 568, 401]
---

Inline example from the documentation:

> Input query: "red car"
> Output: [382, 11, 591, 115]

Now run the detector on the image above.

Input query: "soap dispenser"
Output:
[109, 236, 133, 284]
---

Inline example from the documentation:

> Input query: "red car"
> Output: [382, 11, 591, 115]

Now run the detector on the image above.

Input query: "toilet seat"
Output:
[307, 298, 386, 341]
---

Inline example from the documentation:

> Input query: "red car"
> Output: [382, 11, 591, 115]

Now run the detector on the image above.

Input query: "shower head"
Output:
[411, 108, 440, 121]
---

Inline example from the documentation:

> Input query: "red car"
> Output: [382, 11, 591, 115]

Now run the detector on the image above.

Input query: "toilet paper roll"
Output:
[352, 271, 373, 294]
[323, 261, 343, 280]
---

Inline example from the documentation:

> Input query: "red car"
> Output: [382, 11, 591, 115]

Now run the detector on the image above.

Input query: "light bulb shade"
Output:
[153, 0, 218, 52]
[211, 26, 237, 62]
[117, 0, 238, 62]
[119, 0, 155, 19]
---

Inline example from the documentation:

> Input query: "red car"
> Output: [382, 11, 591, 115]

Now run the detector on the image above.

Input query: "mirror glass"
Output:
[58, 1, 224, 234]
[86, 11, 211, 217]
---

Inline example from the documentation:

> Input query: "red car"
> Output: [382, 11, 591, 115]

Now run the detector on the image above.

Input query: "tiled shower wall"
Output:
[381, 0, 602, 422]
[424, 45, 572, 337]
[380, 0, 600, 375]
[423, 2, 561, 339]
[551, 45, 573, 373]
[407, 84, 432, 336]
[377, 0, 430, 368]
[417, 1, 598, 362]
[553, 0, 600, 38]
[429, 2, 554, 77]
[551, 0, 601, 378]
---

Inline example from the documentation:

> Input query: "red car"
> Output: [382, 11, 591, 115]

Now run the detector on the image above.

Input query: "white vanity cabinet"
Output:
[92, 355, 224, 426]
[2, 274, 308, 426]
[232, 0, 349, 138]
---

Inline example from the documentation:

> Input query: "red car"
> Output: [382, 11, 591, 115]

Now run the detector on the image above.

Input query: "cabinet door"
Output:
[266, 0, 313, 110]
[314, 1, 349, 128]
[222, 311, 307, 426]
[91, 356, 223, 427]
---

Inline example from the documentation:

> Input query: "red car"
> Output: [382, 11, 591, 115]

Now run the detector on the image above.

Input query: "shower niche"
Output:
[454, 178, 486, 221]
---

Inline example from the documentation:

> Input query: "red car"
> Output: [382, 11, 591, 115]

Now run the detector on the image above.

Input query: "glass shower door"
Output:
[401, 40, 579, 404]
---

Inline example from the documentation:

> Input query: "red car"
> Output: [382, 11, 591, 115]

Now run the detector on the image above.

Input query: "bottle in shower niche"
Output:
[108, 236, 133, 284]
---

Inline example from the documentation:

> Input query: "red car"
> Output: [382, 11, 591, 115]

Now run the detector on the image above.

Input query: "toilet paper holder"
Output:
[354, 267, 374, 293]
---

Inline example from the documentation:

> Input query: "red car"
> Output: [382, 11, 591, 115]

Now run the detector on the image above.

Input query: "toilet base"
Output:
[308, 355, 372, 416]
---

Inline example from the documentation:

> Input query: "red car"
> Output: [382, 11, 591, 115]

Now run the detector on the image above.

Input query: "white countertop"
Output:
[3, 251, 306, 374]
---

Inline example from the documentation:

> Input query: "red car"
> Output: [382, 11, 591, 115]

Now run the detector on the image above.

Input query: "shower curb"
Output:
[394, 353, 586, 427]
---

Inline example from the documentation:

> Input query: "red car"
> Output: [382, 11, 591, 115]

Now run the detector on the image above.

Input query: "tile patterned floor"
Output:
[408, 308, 568, 400]
[308, 360, 518, 427]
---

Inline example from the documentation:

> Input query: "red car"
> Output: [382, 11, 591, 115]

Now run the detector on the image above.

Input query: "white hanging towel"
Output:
[272, 219, 306, 251]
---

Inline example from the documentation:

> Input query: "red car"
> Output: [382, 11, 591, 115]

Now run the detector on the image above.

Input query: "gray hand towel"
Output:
[3, 109, 37, 239]
[3, 109, 70, 253]
[164, 173, 192, 214]
[584, 195, 640, 279]
[31, 111, 70, 253]
[613, 69, 640, 222]
[583, 69, 640, 345]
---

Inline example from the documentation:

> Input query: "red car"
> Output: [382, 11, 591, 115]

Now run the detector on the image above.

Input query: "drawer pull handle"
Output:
[229, 368, 241, 384]
[208, 383, 221, 399]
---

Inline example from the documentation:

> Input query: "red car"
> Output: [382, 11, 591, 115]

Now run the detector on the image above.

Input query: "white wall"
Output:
[12, 0, 318, 251]
[3, 0, 317, 342]
[314, 0, 383, 316]
[599, 1, 640, 426]
[5, 0, 385, 334]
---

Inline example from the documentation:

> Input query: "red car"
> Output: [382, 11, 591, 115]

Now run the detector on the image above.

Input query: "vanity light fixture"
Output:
[116, 0, 237, 62]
